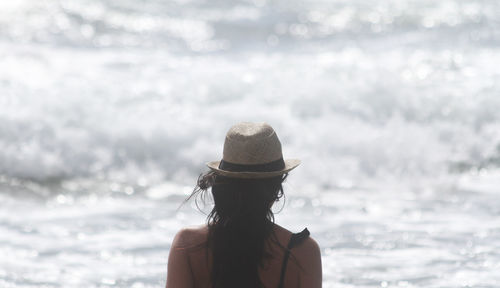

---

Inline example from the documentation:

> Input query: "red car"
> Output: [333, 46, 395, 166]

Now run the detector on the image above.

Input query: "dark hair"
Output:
[188, 171, 287, 288]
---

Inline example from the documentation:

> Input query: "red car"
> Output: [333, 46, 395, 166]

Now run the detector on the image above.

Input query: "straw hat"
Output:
[207, 122, 300, 178]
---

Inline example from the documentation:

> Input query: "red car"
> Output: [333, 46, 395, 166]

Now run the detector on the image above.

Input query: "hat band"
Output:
[219, 158, 285, 173]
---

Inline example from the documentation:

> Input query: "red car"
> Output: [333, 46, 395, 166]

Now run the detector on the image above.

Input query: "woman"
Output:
[166, 122, 322, 288]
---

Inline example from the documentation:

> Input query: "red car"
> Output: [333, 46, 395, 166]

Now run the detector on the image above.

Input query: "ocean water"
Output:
[1, 0, 500, 287]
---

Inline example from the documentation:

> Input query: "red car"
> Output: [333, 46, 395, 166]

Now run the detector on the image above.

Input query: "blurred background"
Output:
[1, 0, 500, 287]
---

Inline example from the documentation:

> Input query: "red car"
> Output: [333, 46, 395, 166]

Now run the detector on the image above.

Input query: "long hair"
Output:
[189, 171, 287, 288]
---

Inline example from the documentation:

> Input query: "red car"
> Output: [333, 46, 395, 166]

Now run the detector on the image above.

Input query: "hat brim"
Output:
[206, 159, 301, 179]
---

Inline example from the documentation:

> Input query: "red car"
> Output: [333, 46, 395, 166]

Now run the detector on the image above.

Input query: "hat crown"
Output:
[222, 122, 283, 165]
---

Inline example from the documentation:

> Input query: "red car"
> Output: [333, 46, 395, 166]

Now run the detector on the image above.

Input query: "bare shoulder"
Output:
[290, 231, 322, 286]
[294, 235, 321, 258]
[172, 225, 209, 249]
[273, 224, 320, 254]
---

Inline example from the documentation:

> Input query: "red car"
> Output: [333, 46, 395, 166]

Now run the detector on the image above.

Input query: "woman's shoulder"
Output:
[294, 234, 321, 259]
[172, 225, 209, 249]
[273, 224, 320, 254]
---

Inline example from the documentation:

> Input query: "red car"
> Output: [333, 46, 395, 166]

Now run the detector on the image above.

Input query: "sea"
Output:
[1, 0, 500, 287]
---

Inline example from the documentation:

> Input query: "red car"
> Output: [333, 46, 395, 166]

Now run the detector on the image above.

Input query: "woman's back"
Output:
[166, 224, 322, 288]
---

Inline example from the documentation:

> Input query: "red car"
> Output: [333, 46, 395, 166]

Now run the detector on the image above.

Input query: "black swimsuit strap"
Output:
[277, 228, 310, 288]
